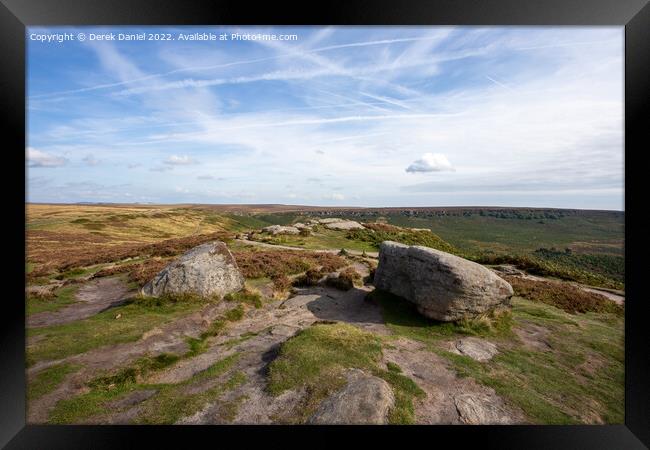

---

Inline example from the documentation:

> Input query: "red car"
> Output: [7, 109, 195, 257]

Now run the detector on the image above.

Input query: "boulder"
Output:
[308, 369, 394, 424]
[262, 225, 300, 235]
[373, 241, 513, 321]
[324, 220, 365, 231]
[292, 222, 312, 230]
[141, 241, 244, 298]
[318, 218, 345, 224]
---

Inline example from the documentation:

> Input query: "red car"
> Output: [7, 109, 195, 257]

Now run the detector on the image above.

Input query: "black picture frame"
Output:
[2, 0, 648, 447]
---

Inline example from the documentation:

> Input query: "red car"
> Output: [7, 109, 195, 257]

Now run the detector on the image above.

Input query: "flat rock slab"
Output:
[324, 220, 365, 230]
[454, 392, 516, 424]
[308, 369, 395, 424]
[454, 337, 499, 361]
[28, 277, 131, 328]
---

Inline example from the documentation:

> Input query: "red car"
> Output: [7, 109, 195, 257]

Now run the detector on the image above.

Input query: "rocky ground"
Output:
[25, 233, 624, 425]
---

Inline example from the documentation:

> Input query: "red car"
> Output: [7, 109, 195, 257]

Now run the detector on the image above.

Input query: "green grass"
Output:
[27, 285, 79, 315]
[371, 289, 623, 424]
[28, 363, 80, 401]
[267, 322, 425, 424]
[369, 289, 514, 343]
[224, 288, 263, 309]
[256, 229, 377, 252]
[27, 300, 208, 366]
[345, 225, 457, 254]
[438, 297, 624, 424]
[384, 212, 623, 256]
[49, 353, 243, 424]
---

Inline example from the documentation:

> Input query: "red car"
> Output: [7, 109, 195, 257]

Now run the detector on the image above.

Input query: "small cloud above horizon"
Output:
[27, 147, 67, 168]
[406, 153, 455, 173]
[164, 155, 198, 166]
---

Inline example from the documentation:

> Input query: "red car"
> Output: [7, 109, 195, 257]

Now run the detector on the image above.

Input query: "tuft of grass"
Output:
[49, 354, 243, 424]
[267, 322, 424, 424]
[28, 363, 80, 401]
[27, 285, 79, 315]
[87, 353, 181, 391]
[129, 291, 215, 307]
[386, 362, 402, 373]
[369, 289, 513, 344]
[223, 304, 246, 321]
[27, 300, 208, 365]
[224, 288, 262, 309]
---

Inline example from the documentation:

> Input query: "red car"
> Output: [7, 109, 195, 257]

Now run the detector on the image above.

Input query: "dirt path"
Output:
[27, 277, 132, 328]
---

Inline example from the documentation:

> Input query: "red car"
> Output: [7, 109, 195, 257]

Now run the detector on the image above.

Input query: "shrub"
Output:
[233, 250, 345, 279]
[293, 268, 324, 287]
[504, 276, 623, 315]
[271, 275, 292, 294]
[325, 267, 362, 291]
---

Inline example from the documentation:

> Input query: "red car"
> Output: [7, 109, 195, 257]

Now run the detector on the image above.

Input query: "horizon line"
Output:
[25, 201, 625, 213]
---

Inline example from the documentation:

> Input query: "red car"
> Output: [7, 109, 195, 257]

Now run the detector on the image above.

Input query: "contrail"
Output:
[29, 34, 449, 100]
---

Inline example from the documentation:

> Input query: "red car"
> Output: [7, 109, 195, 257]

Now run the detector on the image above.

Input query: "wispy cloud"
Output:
[27, 147, 67, 168]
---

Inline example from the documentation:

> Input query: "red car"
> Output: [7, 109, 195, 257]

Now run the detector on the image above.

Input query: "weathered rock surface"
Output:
[454, 392, 514, 424]
[262, 225, 300, 235]
[491, 264, 524, 276]
[292, 222, 312, 230]
[308, 369, 395, 424]
[324, 220, 365, 231]
[454, 337, 498, 361]
[141, 241, 244, 298]
[373, 241, 513, 321]
[317, 218, 345, 224]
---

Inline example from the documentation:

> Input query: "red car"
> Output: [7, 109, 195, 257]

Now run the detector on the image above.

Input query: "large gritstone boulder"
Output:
[141, 241, 244, 298]
[373, 241, 513, 321]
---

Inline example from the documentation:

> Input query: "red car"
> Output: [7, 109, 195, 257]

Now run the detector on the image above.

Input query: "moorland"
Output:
[25, 203, 624, 424]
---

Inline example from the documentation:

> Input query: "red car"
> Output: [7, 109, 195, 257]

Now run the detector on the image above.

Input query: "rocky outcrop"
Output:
[373, 241, 513, 321]
[262, 225, 300, 235]
[324, 220, 365, 231]
[308, 369, 394, 424]
[141, 241, 244, 298]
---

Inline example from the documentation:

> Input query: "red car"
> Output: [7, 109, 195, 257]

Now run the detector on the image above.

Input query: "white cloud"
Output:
[26, 147, 67, 167]
[406, 153, 454, 173]
[197, 174, 214, 180]
[164, 154, 198, 165]
[324, 193, 345, 201]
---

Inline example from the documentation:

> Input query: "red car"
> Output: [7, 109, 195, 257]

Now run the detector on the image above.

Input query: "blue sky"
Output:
[27, 26, 624, 210]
